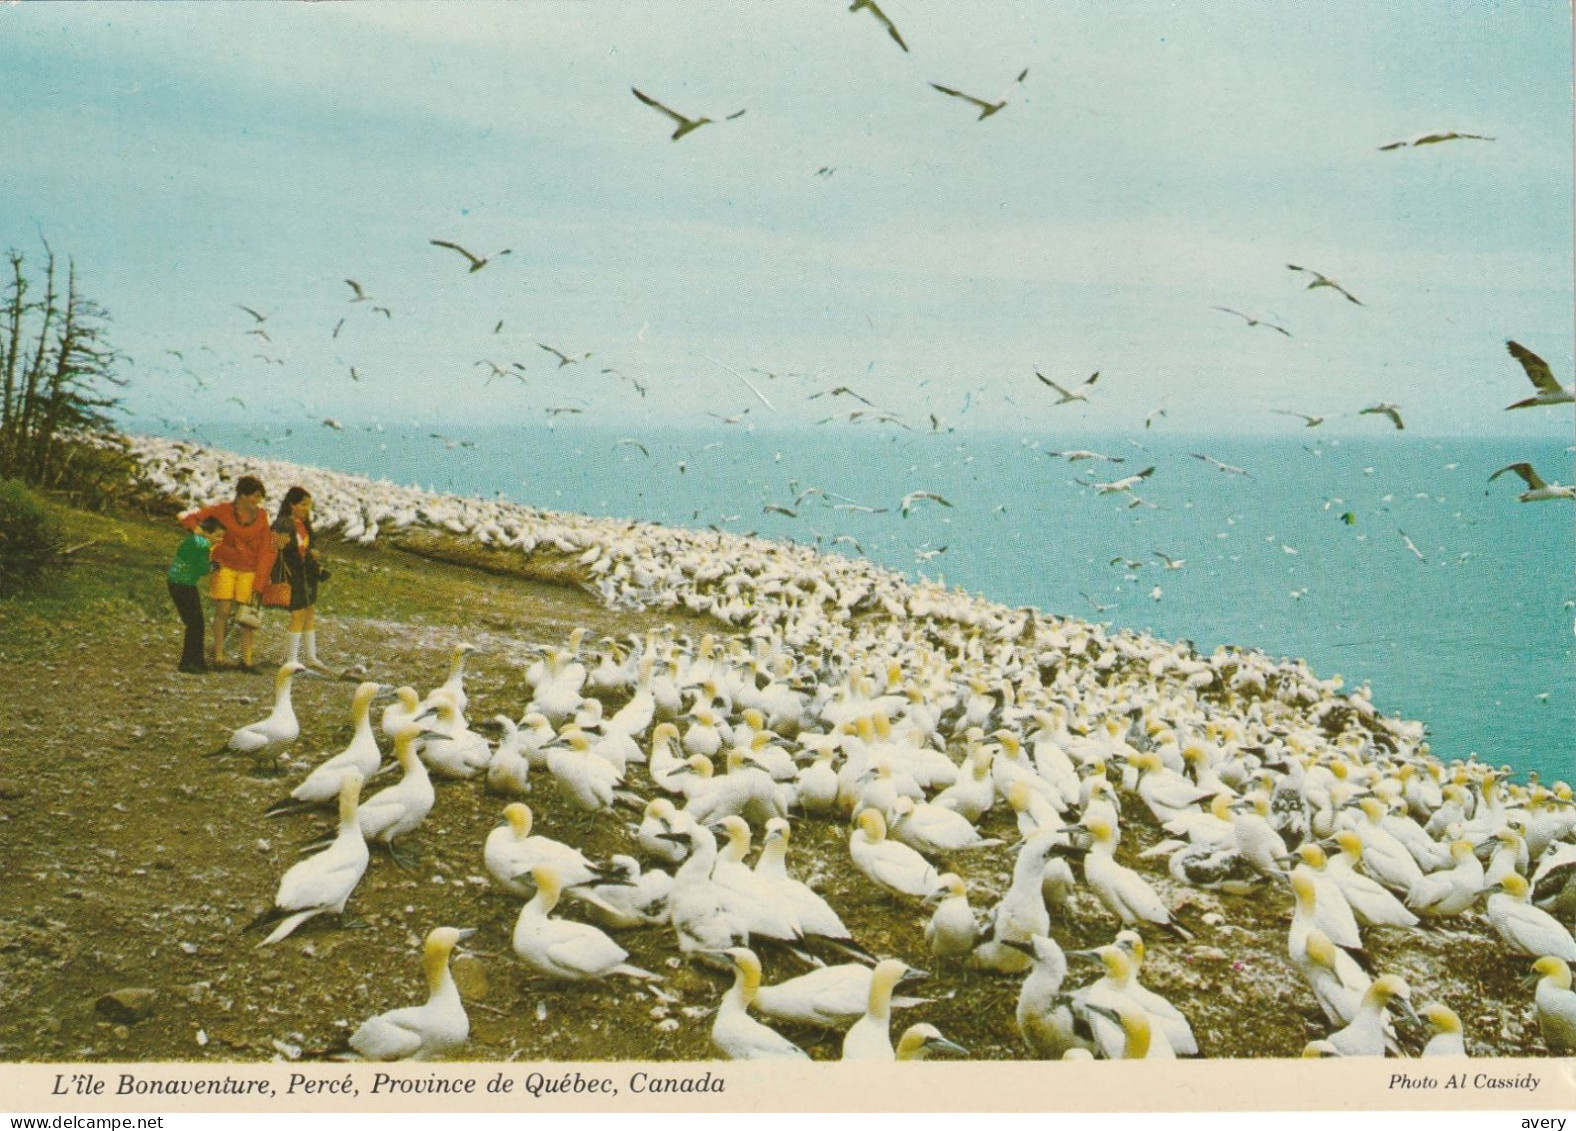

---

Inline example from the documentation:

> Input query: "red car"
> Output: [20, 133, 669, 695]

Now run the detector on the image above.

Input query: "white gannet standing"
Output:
[251, 770, 368, 946]
[355, 725, 435, 866]
[924, 872, 979, 963]
[510, 864, 661, 982]
[1079, 817, 1193, 940]
[1346, 797, 1426, 894]
[1531, 956, 1576, 1054]
[849, 808, 941, 900]
[636, 797, 690, 864]
[1483, 874, 1576, 960]
[348, 926, 474, 1061]
[266, 681, 384, 816]
[840, 959, 912, 1060]
[1074, 945, 1177, 1060]
[970, 835, 1058, 974]
[1323, 975, 1416, 1057]
[647, 721, 690, 794]
[544, 728, 618, 812]
[1013, 935, 1089, 1059]
[420, 642, 476, 716]
[413, 690, 491, 779]
[1418, 1002, 1468, 1057]
[1288, 864, 1370, 974]
[221, 662, 309, 764]
[1290, 847, 1366, 954]
[792, 742, 841, 816]
[751, 817, 862, 950]
[1294, 927, 1372, 1028]
[711, 948, 810, 1060]
[484, 715, 532, 797]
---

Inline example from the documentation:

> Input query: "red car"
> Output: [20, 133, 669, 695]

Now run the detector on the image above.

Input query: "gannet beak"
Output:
[455, 927, 478, 942]
[927, 1035, 969, 1057]
[899, 965, 929, 984]
[999, 938, 1036, 956]
[656, 831, 690, 845]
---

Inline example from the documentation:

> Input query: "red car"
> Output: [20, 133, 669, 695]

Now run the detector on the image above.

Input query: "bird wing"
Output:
[631, 87, 688, 126]
[429, 239, 480, 267]
[1507, 341, 1562, 395]
[235, 304, 266, 322]
[1490, 462, 1544, 490]
[852, 0, 908, 51]
[351, 1009, 427, 1060]
[345, 279, 366, 301]
[929, 83, 993, 112]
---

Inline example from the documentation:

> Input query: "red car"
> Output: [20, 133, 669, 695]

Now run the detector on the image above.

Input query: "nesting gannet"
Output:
[251, 771, 368, 946]
[1323, 975, 1416, 1057]
[1078, 817, 1193, 940]
[971, 836, 1061, 974]
[380, 686, 421, 739]
[348, 927, 474, 1061]
[1531, 956, 1576, 1054]
[1483, 874, 1576, 960]
[924, 873, 978, 962]
[483, 802, 620, 900]
[1405, 839, 1482, 918]
[850, 808, 941, 900]
[1109, 930, 1198, 1056]
[931, 744, 994, 822]
[1295, 927, 1372, 1028]
[887, 795, 1001, 856]
[710, 816, 811, 943]
[544, 728, 618, 812]
[413, 690, 491, 779]
[682, 748, 789, 826]
[661, 822, 753, 958]
[1011, 935, 1088, 1058]
[1325, 831, 1421, 928]
[752, 818, 861, 948]
[637, 797, 690, 864]
[894, 1023, 967, 1060]
[754, 960, 925, 1030]
[1418, 1002, 1468, 1057]
[841, 959, 914, 1060]
[266, 681, 385, 816]
[484, 715, 531, 797]
[510, 864, 660, 982]
[221, 662, 310, 762]
[710, 949, 810, 1060]
[354, 725, 435, 866]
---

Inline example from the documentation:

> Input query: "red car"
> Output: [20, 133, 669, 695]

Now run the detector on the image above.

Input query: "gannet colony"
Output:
[102, 432, 1576, 1061]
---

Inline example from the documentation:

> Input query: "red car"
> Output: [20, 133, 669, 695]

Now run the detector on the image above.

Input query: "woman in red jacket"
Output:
[179, 474, 282, 672]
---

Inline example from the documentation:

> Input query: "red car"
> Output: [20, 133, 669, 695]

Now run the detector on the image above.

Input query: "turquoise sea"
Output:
[178, 423, 1573, 783]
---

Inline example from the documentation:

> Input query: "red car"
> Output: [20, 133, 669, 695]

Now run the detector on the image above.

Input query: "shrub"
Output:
[0, 477, 62, 596]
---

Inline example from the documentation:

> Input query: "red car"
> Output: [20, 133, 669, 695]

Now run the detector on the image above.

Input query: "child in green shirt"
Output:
[169, 517, 225, 674]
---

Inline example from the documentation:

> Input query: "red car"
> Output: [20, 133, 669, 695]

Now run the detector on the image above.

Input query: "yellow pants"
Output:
[209, 567, 256, 604]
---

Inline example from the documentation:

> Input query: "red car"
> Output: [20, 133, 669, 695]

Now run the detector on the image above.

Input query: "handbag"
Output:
[234, 598, 264, 629]
[260, 579, 292, 608]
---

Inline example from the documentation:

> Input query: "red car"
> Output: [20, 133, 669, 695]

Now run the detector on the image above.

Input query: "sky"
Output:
[2, 0, 1572, 436]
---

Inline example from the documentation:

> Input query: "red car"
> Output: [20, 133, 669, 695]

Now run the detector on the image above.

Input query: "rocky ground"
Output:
[0, 505, 1560, 1063]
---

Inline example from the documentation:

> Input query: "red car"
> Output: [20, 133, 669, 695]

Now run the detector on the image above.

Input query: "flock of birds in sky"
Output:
[120, 431, 1576, 1064]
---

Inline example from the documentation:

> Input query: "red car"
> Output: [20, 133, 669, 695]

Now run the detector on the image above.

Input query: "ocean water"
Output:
[183, 422, 1573, 782]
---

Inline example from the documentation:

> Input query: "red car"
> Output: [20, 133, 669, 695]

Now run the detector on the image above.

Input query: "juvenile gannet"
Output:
[510, 865, 660, 983]
[850, 809, 941, 900]
[221, 662, 310, 763]
[251, 771, 368, 946]
[841, 959, 913, 1060]
[1483, 874, 1576, 960]
[711, 949, 810, 1060]
[349, 927, 474, 1061]
[1503, 340, 1574, 410]
[1418, 1002, 1467, 1057]
[266, 681, 385, 816]
[1531, 956, 1576, 1054]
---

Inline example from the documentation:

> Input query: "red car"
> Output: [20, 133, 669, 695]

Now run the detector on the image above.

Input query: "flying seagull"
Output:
[234, 304, 269, 324]
[1213, 306, 1291, 336]
[1378, 130, 1494, 151]
[1048, 449, 1124, 463]
[763, 504, 798, 518]
[1036, 369, 1099, 404]
[631, 87, 713, 141]
[1153, 551, 1186, 570]
[698, 353, 776, 411]
[929, 69, 1027, 121]
[1398, 529, 1426, 562]
[538, 342, 590, 368]
[1489, 462, 1576, 502]
[849, 0, 907, 52]
[1270, 410, 1327, 427]
[1091, 467, 1155, 495]
[344, 279, 370, 303]
[1287, 264, 1364, 306]
[1191, 452, 1251, 477]
[1359, 402, 1405, 430]
[615, 438, 650, 458]
[899, 490, 952, 517]
[1080, 592, 1118, 614]
[1504, 341, 1574, 410]
[808, 385, 875, 406]
[429, 239, 511, 273]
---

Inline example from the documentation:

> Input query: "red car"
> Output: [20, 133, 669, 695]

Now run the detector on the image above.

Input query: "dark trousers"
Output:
[168, 580, 205, 668]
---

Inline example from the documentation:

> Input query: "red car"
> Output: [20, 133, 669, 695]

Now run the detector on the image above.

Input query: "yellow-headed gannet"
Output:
[1484, 874, 1576, 960]
[895, 1023, 967, 1060]
[754, 959, 926, 1030]
[1405, 839, 1482, 918]
[265, 681, 384, 816]
[710, 948, 810, 1060]
[349, 927, 474, 1060]
[1079, 817, 1193, 940]
[354, 725, 435, 866]
[510, 864, 660, 983]
[924, 873, 978, 962]
[1323, 975, 1416, 1057]
[1418, 1002, 1467, 1057]
[840, 959, 912, 1060]
[221, 662, 309, 761]
[1531, 956, 1576, 1054]
[251, 771, 368, 946]
[850, 808, 941, 900]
